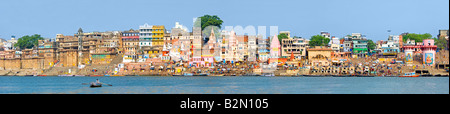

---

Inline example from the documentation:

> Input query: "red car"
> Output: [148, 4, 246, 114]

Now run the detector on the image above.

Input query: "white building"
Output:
[139, 23, 154, 47]
[247, 35, 258, 62]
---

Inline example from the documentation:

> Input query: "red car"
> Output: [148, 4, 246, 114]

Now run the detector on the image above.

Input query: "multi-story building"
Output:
[257, 36, 270, 62]
[247, 35, 258, 62]
[352, 38, 368, 54]
[342, 36, 353, 52]
[37, 39, 57, 69]
[307, 46, 333, 66]
[236, 35, 248, 61]
[56, 28, 120, 66]
[330, 36, 340, 53]
[56, 33, 78, 67]
[381, 35, 400, 53]
[281, 37, 309, 60]
[201, 28, 217, 67]
[228, 30, 238, 62]
[351, 33, 368, 57]
[139, 24, 165, 58]
[381, 40, 397, 53]
[5, 36, 18, 50]
[121, 29, 140, 63]
[190, 26, 203, 67]
[168, 23, 192, 62]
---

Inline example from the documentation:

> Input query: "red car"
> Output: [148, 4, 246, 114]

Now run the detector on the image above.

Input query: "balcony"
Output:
[61, 44, 78, 47]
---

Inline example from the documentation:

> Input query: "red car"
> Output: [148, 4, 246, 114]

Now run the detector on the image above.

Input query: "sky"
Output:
[0, 0, 448, 41]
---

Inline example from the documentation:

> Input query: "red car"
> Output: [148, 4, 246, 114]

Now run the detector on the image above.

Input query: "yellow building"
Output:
[151, 25, 165, 46]
[307, 46, 333, 66]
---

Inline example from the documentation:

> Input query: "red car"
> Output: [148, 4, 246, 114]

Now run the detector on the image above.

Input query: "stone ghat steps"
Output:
[40, 67, 78, 76]
[75, 54, 123, 75]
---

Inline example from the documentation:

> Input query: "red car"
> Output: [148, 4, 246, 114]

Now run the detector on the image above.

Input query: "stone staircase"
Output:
[75, 54, 123, 75]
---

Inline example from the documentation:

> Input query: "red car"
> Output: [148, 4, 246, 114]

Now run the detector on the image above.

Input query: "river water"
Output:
[0, 76, 448, 94]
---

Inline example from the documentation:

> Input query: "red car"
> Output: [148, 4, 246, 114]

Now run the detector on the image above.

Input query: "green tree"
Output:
[367, 40, 376, 51]
[433, 37, 448, 50]
[402, 33, 432, 42]
[309, 35, 330, 47]
[14, 34, 44, 49]
[195, 15, 224, 30]
[278, 33, 289, 43]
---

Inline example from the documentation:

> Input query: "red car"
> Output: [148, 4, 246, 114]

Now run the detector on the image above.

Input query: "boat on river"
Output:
[183, 73, 193, 76]
[399, 72, 419, 77]
[90, 82, 102, 87]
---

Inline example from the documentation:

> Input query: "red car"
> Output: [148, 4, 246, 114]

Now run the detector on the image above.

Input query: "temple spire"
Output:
[78, 28, 83, 33]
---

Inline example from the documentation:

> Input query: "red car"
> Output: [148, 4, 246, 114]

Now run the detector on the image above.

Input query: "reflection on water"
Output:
[0, 76, 448, 94]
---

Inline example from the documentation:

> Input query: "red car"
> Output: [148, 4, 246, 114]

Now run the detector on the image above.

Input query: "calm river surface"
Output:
[0, 76, 448, 94]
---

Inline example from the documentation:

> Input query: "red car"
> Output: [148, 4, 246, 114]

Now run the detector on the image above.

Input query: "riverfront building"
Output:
[421, 39, 437, 66]
[269, 35, 281, 64]
[139, 24, 166, 58]
[307, 46, 333, 66]
[281, 38, 308, 60]
[122, 29, 140, 63]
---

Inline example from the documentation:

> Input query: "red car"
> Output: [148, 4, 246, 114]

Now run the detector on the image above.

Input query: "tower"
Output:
[77, 28, 83, 66]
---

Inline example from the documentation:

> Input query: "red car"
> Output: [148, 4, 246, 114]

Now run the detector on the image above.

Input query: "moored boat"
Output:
[194, 73, 208, 76]
[209, 74, 224, 76]
[261, 73, 274, 77]
[399, 72, 419, 77]
[183, 73, 193, 76]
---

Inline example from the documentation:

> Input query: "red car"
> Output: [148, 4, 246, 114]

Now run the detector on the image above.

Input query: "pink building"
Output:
[269, 35, 281, 64]
[270, 35, 281, 58]
[421, 39, 437, 66]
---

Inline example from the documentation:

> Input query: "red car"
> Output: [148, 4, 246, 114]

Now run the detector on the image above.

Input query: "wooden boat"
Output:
[357, 75, 375, 77]
[209, 74, 224, 77]
[90, 82, 102, 87]
[194, 73, 208, 76]
[399, 72, 419, 77]
[183, 73, 193, 76]
[261, 73, 274, 77]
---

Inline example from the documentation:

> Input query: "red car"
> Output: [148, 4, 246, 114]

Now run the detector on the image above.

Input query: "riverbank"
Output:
[0, 76, 448, 94]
